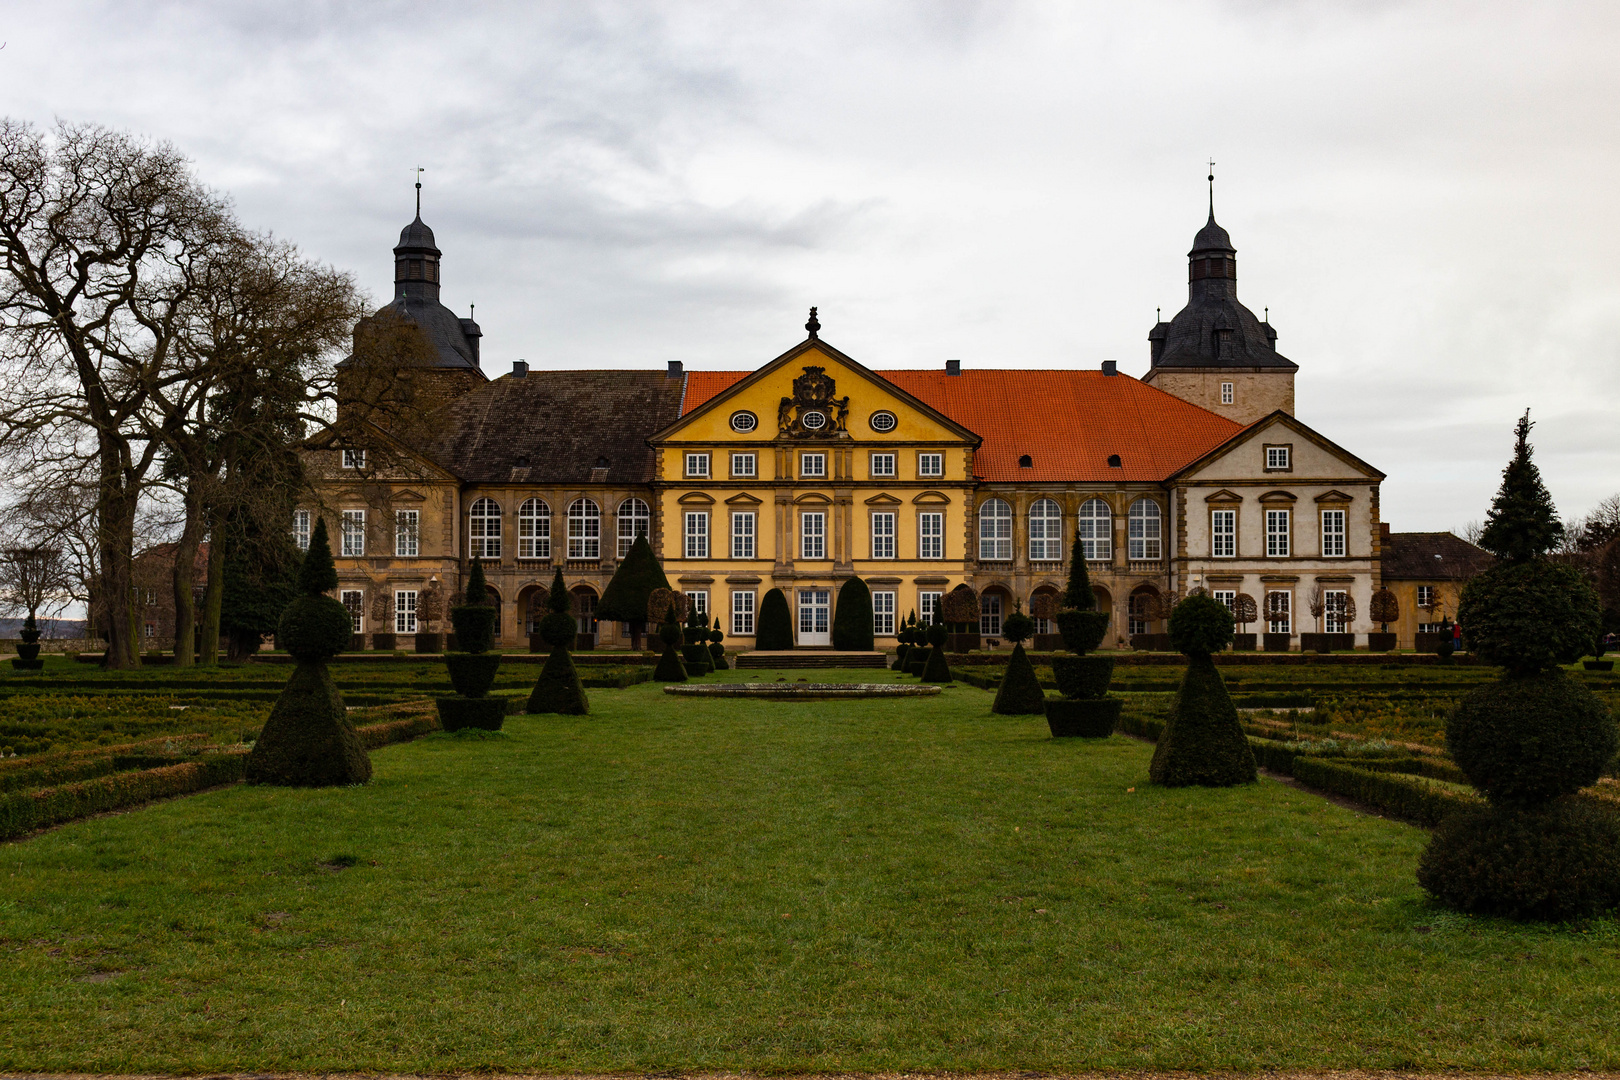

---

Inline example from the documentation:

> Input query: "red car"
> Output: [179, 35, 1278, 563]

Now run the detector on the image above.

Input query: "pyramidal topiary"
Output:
[247, 517, 372, 786]
[1148, 592, 1254, 786]
[993, 605, 1045, 715]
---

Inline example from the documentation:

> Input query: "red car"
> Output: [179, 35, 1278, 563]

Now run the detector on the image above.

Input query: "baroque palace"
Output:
[304, 200, 1386, 650]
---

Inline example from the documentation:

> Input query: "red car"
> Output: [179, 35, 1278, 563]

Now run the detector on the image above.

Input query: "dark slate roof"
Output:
[1151, 213, 1297, 372]
[396, 215, 439, 254]
[424, 369, 687, 483]
[383, 295, 480, 370]
[1381, 532, 1495, 581]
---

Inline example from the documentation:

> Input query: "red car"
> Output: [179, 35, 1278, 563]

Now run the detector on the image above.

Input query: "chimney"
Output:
[1380, 522, 1390, 538]
[945, 359, 961, 376]
[512, 360, 528, 378]
[667, 360, 684, 377]
[1101, 360, 1117, 376]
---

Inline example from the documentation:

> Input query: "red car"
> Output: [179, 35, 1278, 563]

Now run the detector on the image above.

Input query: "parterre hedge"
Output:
[0, 754, 248, 841]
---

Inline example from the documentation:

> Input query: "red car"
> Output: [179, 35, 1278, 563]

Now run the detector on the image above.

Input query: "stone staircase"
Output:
[735, 651, 890, 670]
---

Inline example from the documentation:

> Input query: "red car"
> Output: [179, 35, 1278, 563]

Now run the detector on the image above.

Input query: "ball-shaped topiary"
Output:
[926, 622, 948, 648]
[1446, 671, 1618, 806]
[1001, 607, 1035, 645]
[1458, 560, 1603, 674]
[277, 595, 355, 660]
[1168, 592, 1235, 657]
[539, 611, 577, 648]
[1417, 800, 1620, 920]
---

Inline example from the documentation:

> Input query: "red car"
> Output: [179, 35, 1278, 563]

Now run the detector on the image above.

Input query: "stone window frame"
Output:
[918, 510, 944, 560]
[1210, 506, 1238, 558]
[977, 497, 1013, 561]
[731, 590, 756, 636]
[730, 452, 757, 479]
[800, 452, 827, 480]
[800, 510, 827, 560]
[340, 589, 365, 633]
[1220, 381, 1234, 405]
[684, 510, 709, 560]
[731, 511, 756, 560]
[394, 590, 418, 634]
[340, 509, 366, 558]
[684, 452, 711, 479]
[872, 590, 896, 636]
[1264, 443, 1293, 473]
[917, 452, 944, 479]
[870, 510, 897, 560]
[870, 452, 897, 478]
[293, 509, 311, 552]
[1320, 508, 1348, 558]
[1265, 508, 1291, 558]
[394, 509, 420, 558]
[567, 498, 601, 560]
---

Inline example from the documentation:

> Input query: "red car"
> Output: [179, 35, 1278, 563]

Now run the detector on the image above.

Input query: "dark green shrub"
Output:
[444, 653, 502, 698]
[1169, 592, 1235, 656]
[891, 644, 909, 672]
[1002, 607, 1035, 645]
[833, 577, 874, 650]
[1476, 412, 1565, 562]
[991, 643, 1046, 715]
[1446, 671, 1617, 806]
[1290, 756, 1481, 827]
[906, 648, 929, 677]
[922, 641, 953, 683]
[276, 596, 352, 660]
[756, 588, 793, 649]
[926, 623, 947, 648]
[709, 642, 728, 670]
[1062, 530, 1095, 610]
[654, 640, 687, 681]
[527, 647, 589, 715]
[0, 756, 249, 842]
[1458, 560, 1602, 674]
[1051, 655, 1114, 699]
[596, 535, 671, 649]
[435, 696, 507, 732]
[1046, 697, 1121, 737]
[1417, 800, 1620, 920]
[682, 642, 713, 674]
[1056, 610, 1109, 654]
[538, 568, 576, 649]
[658, 608, 683, 647]
[246, 661, 372, 786]
[1149, 653, 1256, 787]
[684, 601, 708, 645]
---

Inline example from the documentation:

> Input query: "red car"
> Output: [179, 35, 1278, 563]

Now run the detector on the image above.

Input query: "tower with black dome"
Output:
[1141, 198, 1296, 425]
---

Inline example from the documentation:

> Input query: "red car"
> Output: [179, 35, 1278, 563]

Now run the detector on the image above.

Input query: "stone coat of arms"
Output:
[778, 366, 849, 438]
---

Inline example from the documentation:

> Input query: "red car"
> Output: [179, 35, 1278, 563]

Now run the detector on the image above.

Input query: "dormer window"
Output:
[1106, 454, 1122, 468]
[1018, 454, 1033, 468]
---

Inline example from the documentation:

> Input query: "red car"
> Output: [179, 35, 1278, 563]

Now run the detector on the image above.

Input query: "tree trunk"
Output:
[198, 502, 225, 665]
[171, 483, 205, 667]
[98, 457, 141, 671]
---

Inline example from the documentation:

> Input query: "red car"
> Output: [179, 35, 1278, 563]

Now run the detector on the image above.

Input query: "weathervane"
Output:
[1207, 158, 1216, 216]
[415, 166, 424, 217]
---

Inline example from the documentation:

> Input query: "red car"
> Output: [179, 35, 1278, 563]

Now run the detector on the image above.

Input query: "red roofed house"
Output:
[307, 202, 1383, 651]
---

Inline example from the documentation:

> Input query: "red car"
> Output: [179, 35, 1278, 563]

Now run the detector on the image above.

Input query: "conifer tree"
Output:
[597, 534, 671, 650]
[1477, 411, 1564, 562]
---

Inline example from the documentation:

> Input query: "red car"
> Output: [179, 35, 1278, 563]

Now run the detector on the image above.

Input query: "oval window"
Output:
[730, 411, 758, 433]
[869, 411, 897, 433]
[801, 410, 827, 430]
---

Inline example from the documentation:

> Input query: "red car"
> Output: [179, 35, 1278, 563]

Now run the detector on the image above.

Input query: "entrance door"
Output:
[797, 588, 831, 646]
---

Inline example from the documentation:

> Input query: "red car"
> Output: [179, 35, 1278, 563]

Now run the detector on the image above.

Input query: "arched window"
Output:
[518, 498, 550, 560]
[617, 497, 649, 558]
[1028, 498, 1062, 561]
[568, 498, 600, 560]
[978, 498, 1012, 561]
[1129, 498, 1162, 561]
[468, 498, 501, 559]
[1077, 498, 1112, 561]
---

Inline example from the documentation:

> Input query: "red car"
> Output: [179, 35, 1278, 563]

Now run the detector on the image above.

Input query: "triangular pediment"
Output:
[301, 417, 461, 483]
[724, 492, 763, 506]
[391, 488, 428, 503]
[864, 493, 902, 506]
[648, 337, 981, 448]
[1169, 411, 1384, 484]
[1204, 489, 1243, 503]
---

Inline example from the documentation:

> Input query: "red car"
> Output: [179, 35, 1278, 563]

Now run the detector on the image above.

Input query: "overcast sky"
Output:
[2, 0, 1617, 532]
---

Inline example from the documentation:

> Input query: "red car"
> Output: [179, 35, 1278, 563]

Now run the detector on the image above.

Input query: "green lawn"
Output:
[3, 670, 1619, 1072]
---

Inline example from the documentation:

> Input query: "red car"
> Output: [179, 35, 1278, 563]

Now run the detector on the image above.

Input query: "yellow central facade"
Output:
[652, 339, 980, 642]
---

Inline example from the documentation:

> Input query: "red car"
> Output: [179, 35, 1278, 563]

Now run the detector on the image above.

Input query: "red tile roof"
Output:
[681, 368, 1241, 483]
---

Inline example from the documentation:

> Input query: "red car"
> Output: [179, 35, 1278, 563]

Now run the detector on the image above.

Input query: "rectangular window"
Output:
[1321, 509, 1346, 557]
[801, 512, 826, 559]
[872, 590, 896, 636]
[395, 590, 418, 634]
[1418, 621, 1447, 634]
[1211, 509, 1236, 558]
[521, 510, 551, 560]
[731, 590, 756, 636]
[690, 590, 708, 621]
[1129, 508, 1162, 561]
[871, 512, 896, 559]
[1213, 590, 1236, 612]
[731, 452, 756, 479]
[919, 512, 944, 559]
[917, 452, 943, 478]
[1266, 509, 1290, 557]
[801, 453, 825, 479]
[1266, 445, 1291, 471]
[1029, 514, 1062, 562]
[731, 511, 756, 559]
[341, 449, 366, 469]
[870, 453, 896, 478]
[1221, 381, 1234, 405]
[1417, 585, 1435, 608]
[1267, 591, 1291, 634]
[1324, 589, 1349, 633]
[293, 510, 311, 551]
[341, 510, 366, 557]
[685, 453, 710, 479]
[684, 511, 709, 559]
[395, 509, 419, 557]
[920, 591, 942, 626]
[980, 593, 1003, 636]
[340, 590, 364, 633]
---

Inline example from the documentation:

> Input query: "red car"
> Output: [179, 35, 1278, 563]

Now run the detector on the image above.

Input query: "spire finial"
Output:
[415, 166, 424, 218]
[805, 306, 820, 339]
[1207, 158, 1216, 219]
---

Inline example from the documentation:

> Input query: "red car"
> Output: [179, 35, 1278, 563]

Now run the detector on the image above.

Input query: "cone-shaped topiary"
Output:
[1149, 594, 1254, 786]
[756, 587, 793, 650]
[248, 518, 371, 786]
[1422, 415, 1620, 919]
[596, 534, 670, 650]
[833, 577, 874, 650]
[1055, 527, 1109, 653]
[992, 642, 1047, 715]
[654, 636, 688, 681]
[1477, 411, 1564, 563]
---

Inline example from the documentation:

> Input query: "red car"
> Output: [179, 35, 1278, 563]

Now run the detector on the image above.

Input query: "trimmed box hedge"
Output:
[0, 754, 248, 841]
[1289, 756, 1483, 827]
